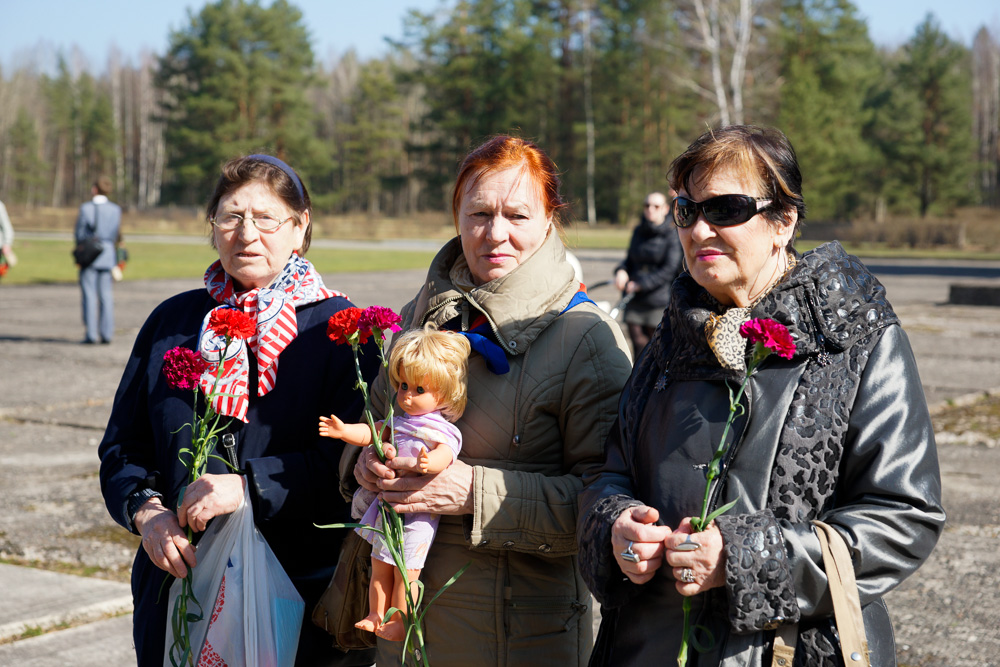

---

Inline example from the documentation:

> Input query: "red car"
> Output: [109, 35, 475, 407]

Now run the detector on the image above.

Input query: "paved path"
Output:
[1, 250, 999, 665]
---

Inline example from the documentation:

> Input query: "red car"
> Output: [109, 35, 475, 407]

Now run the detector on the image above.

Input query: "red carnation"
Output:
[358, 305, 402, 340]
[739, 318, 796, 360]
[208, 308, 256, 340]
[328, 307, 369, 345]
[162, 346, 209, 390]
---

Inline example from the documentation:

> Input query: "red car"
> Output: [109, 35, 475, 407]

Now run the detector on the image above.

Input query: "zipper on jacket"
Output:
[426, 294, 517, 355]
[466, 296, 517, 355]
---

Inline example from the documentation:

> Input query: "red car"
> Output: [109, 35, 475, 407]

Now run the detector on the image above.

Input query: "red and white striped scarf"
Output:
[199, 253, 346, 422]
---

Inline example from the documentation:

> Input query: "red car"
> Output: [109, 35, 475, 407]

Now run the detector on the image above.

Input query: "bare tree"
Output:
[972, 26, 999, 207]
[671, 0, 769, 125]
[582, 0, 597, 225]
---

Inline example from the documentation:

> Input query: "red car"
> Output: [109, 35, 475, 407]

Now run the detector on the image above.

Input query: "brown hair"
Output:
[388, 324, 471, 422]
[451, 135, 566, 232]
[94, 176, 113, 197]
[668, 125, 806, 245]
[205, 155, 313, 253]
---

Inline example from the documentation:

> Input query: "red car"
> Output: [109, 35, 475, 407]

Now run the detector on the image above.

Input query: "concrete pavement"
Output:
[1, 249, 999, 665]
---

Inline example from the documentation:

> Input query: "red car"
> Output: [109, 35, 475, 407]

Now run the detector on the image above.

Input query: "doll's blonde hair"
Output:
[388, 324, 471, 422]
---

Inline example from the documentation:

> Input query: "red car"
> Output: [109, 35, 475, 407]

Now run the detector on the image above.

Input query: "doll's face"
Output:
[396, 373, 443, 417]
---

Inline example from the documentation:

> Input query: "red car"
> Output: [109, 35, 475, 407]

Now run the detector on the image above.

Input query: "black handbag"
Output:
[73, 203, 104, 268]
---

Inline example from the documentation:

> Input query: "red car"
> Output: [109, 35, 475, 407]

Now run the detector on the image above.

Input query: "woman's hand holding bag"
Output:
[163, 486, 305, 667]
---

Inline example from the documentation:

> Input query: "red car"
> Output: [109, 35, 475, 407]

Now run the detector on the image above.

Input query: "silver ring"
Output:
[680, 568, 696, 584]
[674, 534, 701, 552]
[621, 540, 640, 564]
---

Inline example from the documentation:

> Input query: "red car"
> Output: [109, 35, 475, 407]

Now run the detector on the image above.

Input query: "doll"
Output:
[319, 325, 470, 641]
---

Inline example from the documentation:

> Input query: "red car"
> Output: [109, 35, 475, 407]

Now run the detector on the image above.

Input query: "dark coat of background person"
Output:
[615, 213, 683, 318]
[578, 242, 945, 666]
[98, 289, 379, 666]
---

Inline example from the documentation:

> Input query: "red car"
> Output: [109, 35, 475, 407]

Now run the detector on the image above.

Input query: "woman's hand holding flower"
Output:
[665, 518, 726, 595]
[177, 473, 246, 533]
[379, 458, 475, 515]
[135, 498, 196, 579]
[354, 443, 398, 493]
[612, 506, 672, 584]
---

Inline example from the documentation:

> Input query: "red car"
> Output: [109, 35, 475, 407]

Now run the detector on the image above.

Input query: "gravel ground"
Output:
[2, 255, 1000, 664]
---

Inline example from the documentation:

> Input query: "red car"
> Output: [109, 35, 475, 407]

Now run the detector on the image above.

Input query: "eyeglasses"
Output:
[211, 212, 293, 233]
[672, 194, 772, 228]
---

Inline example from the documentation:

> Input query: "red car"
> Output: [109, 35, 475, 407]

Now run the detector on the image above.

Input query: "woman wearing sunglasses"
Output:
[578, 125, 943, 666]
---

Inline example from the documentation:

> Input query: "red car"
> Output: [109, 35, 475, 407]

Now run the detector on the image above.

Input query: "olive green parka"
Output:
[340, 232, 632, 666]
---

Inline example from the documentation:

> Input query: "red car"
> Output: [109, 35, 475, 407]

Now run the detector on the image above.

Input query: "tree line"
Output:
[0, 0, 997, 224]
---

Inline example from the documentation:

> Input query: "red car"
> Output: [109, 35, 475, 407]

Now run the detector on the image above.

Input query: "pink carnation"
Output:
[739, 318, 796, 360]
[162, 346, 209, 390]
[358, 306, 402, 339]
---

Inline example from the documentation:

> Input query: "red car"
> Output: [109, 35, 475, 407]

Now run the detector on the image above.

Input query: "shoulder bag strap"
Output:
[87, 202, 100, 238]
[813, 520, 872, 667]
[771, 625, 797, 667]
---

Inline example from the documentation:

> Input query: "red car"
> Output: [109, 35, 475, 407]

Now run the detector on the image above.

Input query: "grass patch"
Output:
[1, 239, 438, 285]
[0, 615, 127, 646]
[932, 392, 1000, 440]
[0, 555, 131, 583]
[68, 524, 142, 549]
[4, 228, 997, 287]
[17, 625, 46, 639]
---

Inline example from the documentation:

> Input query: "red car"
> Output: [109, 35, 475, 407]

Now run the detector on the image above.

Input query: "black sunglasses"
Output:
[672, 194, 772, 228]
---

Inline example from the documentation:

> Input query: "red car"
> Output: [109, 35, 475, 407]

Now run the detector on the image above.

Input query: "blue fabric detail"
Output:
[561, 289, 597, 314]
[453, 289, 593, 376]
[458, 331, 510, 375]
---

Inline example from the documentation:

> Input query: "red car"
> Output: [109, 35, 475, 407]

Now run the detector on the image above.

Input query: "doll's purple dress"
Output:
[354, 410, 462, 569]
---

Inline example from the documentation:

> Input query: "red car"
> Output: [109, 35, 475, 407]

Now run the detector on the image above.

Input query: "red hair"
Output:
[451, 136, 566, 232]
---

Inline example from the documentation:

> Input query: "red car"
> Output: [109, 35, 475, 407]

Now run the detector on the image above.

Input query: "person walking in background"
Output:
[613, 190, 683, 355]
[74, 176, 122, 344]
[0, 198, 17, 280]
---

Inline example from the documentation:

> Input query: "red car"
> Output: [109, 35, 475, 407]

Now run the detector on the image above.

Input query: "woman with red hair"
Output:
[344, 136, 633, 666]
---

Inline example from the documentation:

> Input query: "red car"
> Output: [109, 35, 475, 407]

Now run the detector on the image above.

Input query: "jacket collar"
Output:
[755, 241, 898, 355]
[659, 241, 898, 374]
[417, 230, 578, 355]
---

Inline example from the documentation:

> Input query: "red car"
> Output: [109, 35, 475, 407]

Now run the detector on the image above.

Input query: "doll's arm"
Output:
[319, 414, 383, 448]
[417, 442, 455, 474]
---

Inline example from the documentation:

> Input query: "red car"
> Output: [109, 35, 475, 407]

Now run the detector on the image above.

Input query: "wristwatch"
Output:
[127, 487, 163, 534]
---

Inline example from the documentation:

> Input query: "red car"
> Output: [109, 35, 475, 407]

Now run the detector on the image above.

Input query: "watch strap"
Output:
[127, 487, 163, 534]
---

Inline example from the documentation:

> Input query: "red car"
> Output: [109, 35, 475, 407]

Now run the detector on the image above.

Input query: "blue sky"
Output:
[1, 0, 997, 73]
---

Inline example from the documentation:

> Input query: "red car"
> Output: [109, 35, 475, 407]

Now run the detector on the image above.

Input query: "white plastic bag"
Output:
[164, 486, 305, 667]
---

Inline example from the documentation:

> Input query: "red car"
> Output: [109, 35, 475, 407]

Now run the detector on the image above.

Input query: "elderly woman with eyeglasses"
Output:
[99, 155, 378, 666]
[578, 126, 944, 666]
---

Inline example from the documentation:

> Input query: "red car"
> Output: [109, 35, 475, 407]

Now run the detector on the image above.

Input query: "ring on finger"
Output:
[621, 540, 641, 564]
[675, 533, 701, 552]
[680, 567, 696, 584]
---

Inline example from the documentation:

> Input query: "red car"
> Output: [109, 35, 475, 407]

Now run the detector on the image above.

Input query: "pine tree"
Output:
[156, 0, 324, 204]
[889, 14, 975, 216]
[777, 0, 880, 220]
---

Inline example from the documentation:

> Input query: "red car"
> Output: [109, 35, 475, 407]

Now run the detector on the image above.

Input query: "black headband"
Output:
[247, 154, 305, 202]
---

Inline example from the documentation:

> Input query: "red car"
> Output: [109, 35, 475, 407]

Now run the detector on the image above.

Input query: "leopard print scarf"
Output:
[705, 252, 797, 371]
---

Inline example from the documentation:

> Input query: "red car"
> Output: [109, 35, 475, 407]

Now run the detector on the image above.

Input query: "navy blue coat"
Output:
[98, 288, 379, 666]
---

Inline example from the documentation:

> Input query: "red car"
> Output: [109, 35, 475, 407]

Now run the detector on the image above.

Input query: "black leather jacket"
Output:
[579, 242, 945, 666]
